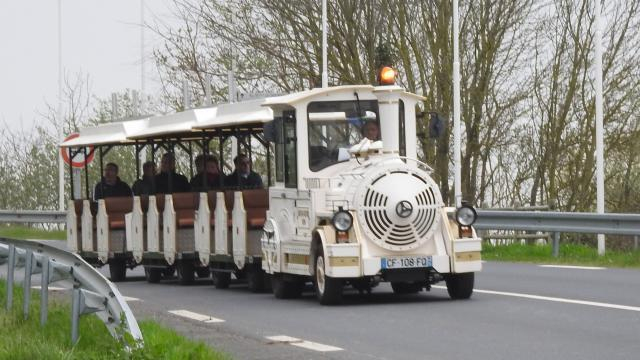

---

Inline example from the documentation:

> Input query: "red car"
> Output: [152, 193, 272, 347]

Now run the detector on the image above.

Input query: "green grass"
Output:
[0, 281, 229, 360]
[0, 225, 66, 241]
[483, 242, 640, 268]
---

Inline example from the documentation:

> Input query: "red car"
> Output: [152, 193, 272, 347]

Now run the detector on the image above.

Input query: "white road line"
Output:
[266, 335, 343, 352]
[122, 296, 141, 302]
[538, 265, 606, 270]
[168, 309, 225, 323]
[31, 286, 68, 291]
[432, 285, 640, 312]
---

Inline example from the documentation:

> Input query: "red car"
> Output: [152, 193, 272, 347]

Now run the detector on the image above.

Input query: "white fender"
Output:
[146, 196, 160, 252]
[66, 200, 78, 253]
[232, 191, 247, 270]
[214, 192, 228, 255]
[163, 194, 176, 265]
[261, 218, 281, 274]
[128, 196, 144, 264]
[81, 200, 94, 252]
[96, 199, 109, 264]
[194, 192, 211, 266]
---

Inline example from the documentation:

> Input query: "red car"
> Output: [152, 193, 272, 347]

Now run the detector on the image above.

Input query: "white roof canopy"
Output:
[193, 99, 272, 129]
[126, 107, 217, 140]
[60, 118, 148, 147]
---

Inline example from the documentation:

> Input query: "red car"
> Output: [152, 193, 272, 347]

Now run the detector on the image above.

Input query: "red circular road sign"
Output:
[61, 133, 95, 168]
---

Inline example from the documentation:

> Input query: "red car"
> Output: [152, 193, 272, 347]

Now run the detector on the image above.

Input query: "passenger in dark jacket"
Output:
[132, 161, 157, 195]
[190, 154, 223, 192]
[93, 163, 132, 200]
[224, 154, 263, 189]
[155, 152, 190, 194]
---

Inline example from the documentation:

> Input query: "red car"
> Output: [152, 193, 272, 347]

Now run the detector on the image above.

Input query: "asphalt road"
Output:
[3, 240, 640, 359]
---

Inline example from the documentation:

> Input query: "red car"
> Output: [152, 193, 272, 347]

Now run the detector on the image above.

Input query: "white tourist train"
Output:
[61, 73, 481, 304]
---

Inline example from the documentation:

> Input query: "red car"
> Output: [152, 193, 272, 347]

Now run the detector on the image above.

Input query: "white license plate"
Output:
[381, 256, 432, 269]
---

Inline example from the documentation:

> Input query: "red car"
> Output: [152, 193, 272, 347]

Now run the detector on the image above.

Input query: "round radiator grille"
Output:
[357, 169, 443, 251]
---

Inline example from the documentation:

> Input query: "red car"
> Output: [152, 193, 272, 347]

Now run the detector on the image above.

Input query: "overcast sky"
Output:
[0, 0, 173, 132]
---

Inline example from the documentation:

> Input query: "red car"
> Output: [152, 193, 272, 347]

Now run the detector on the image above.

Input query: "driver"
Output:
[362, 121, 380, 141]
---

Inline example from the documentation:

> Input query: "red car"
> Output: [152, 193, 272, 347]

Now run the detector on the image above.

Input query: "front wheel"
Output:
[445, 272, 474, 299]
[109, 259, 127, 282]
[313, 250, 343, 305]
[177, 261, 195, 285]
[144, 267, 162, 283]
[271, 273, 304, 299]
[212, 271, 231, 289]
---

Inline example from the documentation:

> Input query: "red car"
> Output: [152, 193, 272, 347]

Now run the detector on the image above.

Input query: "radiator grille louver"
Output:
[358, 169, 443, 251]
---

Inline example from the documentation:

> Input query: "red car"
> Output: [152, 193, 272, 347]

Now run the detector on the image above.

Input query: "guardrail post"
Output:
[6, 244, 15, 310]
[40, 256, 50, 326]
[23, 250, 33, 319]
[635, 235, 638, 251]
[552, 232, 560, 257]
[71, 287, 81, 344]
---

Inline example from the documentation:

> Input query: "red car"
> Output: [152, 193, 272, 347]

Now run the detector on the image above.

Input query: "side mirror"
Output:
[429, 112, 446, 139]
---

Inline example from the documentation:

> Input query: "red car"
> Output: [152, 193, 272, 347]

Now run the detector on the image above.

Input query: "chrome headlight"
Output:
[455, 205, 477, 226]
[332, 210, 353, 232]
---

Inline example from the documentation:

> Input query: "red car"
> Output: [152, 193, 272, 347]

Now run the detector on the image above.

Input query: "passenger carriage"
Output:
[61, 80, 482, 304]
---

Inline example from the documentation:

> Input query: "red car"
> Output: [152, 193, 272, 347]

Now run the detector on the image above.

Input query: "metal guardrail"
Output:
[0, 237, 143, 347]
[0, 210, 66, 224]
[476, 210, 640, 256]
[475, 210, 640, 235]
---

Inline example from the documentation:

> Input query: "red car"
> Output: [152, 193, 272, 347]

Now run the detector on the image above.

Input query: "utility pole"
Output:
[453, 0, 462, 208]
[58, 0, 65, 211]
[321, 0, 328, 88]
[594, 0, 605, 255]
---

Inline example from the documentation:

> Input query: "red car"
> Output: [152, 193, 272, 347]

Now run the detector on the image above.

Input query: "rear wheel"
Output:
[144, 267, 162, 283]
[109, 259, 127, 282]
[313, 250, 343, 305]
[271, 273, 304, 299]
[212, 271, 231, 289]
[445, 272, 474, 299]
[391, 282, 423, 294]
[177, 261, 195, 285]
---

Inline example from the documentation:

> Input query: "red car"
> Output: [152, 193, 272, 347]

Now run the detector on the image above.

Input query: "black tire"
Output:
[313, 249, 343, 305]
[445, 272, 474, 299]
[164, 266, 176, 278]
[271, 273, 304, 299]
[144, 267, 163, 283]
[212, 271, 231, 289]
[177, 261, 195, 285]
[247, 267, 266, 293]
[196, 267, 211, 279]
[391, 282, 423, 294]
[109, 259, 127, 282]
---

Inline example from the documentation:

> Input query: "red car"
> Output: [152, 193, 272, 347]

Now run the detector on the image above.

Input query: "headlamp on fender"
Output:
[332, 208, 353, 232]
[455, 204, 477, 226]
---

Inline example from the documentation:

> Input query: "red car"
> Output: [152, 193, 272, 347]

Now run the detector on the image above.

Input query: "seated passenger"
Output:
[132, 161, 157, 195]
[362, 121, 380, 141]
[190, 154, 223, 191]
[154, 152, 191, 194]
[93, 162, 132, 200]
[224, 154, 263, 189]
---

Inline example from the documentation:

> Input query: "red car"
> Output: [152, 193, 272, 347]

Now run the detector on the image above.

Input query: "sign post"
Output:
[60, 133, 95, 200]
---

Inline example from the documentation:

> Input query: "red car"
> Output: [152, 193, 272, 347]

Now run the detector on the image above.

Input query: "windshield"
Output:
[307, 99, 379, 172]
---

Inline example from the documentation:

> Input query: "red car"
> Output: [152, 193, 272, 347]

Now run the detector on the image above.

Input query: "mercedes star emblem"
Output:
[395, 200, 413, 218]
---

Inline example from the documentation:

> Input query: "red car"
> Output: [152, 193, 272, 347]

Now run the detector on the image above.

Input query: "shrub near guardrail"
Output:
[0, 281, 229, 360]
[483, 243, 640, 268]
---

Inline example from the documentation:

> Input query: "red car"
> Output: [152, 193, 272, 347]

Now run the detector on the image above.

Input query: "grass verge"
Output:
[483, 242, 640, 268]
[0, 225, 66, 241]
[0, 280, 229, 359]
